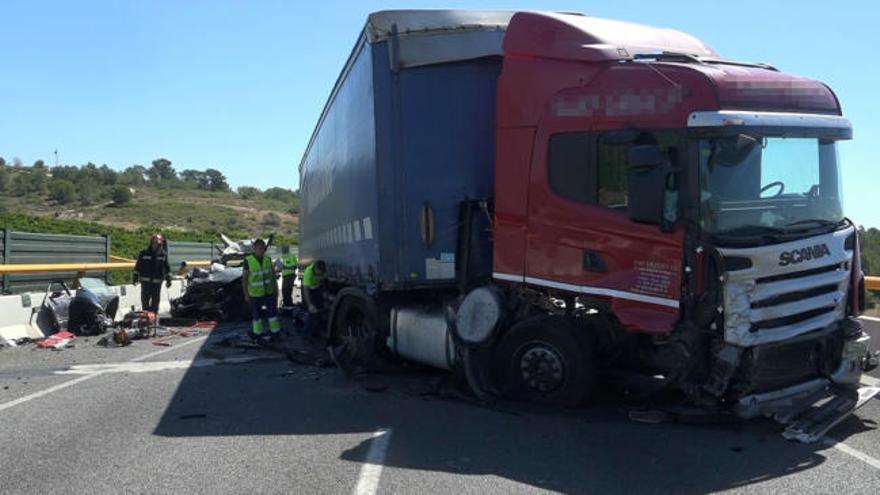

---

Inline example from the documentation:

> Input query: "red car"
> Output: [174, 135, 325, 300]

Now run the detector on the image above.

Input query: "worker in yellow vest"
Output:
[279, 246, 298, 309]
[302, 260, 326, 335]
[241, 238, 281, 341]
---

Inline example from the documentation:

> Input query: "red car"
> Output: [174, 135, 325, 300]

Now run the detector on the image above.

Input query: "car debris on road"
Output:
[36, 331, 76, 350]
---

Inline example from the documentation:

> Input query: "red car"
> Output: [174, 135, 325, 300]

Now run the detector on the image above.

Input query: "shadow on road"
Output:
[151, 321, 864, 493]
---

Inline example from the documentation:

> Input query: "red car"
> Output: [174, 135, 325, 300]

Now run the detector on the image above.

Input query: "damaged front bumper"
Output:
[734, 330, 880, 443]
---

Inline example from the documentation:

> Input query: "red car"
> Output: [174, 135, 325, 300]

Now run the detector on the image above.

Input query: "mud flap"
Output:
[777, 385, 880, 443]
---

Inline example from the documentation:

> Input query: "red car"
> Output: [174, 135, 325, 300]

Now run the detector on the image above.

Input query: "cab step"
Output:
[778, 385, 880, 443]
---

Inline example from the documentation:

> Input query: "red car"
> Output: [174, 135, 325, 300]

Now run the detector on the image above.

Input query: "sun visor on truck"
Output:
[366, 10, 513, 69]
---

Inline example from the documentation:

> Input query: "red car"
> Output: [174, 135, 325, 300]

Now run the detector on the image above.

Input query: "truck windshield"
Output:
[699, 135, 843, 240]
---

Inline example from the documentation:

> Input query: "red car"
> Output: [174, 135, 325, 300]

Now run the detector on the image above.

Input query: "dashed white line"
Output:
[131, 336, 207, 362]
[57, 355, 263, 375]
[353, 428, 392, 495]
[862, 375, 880, 387]
[0, 374, 99, 413]
[823, 437, 880, 470]
[0, 336, 207, 413]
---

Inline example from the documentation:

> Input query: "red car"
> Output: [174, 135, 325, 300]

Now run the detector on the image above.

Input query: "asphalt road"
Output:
[1, 317, 879, 494]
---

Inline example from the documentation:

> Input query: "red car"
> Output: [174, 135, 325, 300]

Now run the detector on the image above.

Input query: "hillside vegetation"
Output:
[0, 157, 299, 242]
[859, 227, 880, 310]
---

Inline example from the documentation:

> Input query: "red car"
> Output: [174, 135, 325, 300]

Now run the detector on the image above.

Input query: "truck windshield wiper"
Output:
[784, 219, 843, 230]
[716, 225, 789, 237]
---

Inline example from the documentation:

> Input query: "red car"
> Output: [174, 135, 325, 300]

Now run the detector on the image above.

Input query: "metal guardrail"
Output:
[1, 230, 111, 294]
[867, 276, 880, 291]
[0, 260, 212, 274]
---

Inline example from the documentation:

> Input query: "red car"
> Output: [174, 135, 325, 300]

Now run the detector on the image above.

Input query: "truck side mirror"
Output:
[627, 145, 666, 225]
[629, 144, 664, 168]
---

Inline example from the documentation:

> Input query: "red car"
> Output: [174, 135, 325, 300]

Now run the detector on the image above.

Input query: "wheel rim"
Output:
[517, 342, 566, 394]
[335, 305, 373, 361]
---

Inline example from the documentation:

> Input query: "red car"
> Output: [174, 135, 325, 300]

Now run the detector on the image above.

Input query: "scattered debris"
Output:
[158, 317, 198, 327]
[36, 331, 76, 350]
[286, 348, 332, 367]
[120, 310, 157, 333]
[113, 328, 138, 347]
[150, 321, 216, 347]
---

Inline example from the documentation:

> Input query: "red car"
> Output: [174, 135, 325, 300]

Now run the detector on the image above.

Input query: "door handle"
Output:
[583, 250, 607, 273]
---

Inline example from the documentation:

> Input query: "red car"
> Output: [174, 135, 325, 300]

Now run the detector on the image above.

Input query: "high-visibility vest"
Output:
[245, 255, 275, 297]
[302, 263, 324, 289]
[281, 254, 298, 277]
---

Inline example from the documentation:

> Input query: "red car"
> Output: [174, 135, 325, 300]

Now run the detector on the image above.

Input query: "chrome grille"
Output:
[718, 227, 854, 347]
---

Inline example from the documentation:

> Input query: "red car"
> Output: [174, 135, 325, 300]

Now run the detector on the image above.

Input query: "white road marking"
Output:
[0, 374, 99, 413]
[130, 336, 207, 362]
[860, 316, 880, 323]
[0, 336, 207, 413]
[862, 375, 880, 387]
[823, 437, 880, 470]
[353, 428, 392, 495]
[57, 356, 263, 375]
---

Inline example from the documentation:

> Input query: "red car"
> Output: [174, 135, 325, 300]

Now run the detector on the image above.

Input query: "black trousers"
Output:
[141, 282, 162, 313]
[281, 276, 295, 307]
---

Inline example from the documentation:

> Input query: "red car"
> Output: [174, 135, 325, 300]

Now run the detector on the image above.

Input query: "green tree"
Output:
[29, 168, 48, 194]
[99, 164, 118, 186]
[180, 169, 207, 189]
[49, 179, 77, 204]
[79, 162, 103, 183]
[51, 165, 80, 182]
[33, 159, 46, 169]
[0, 164, 9, 192]
[237, 186, 262, 199]
[119, 165, 147, 186]
[860, 227, 880, 276]
[111, 185, 132, 205]
[262, 212, 282, 227]
[264, 187, 295, 203]
[147, 158, 177, 186]
[78, 180, 100, 206]
[11, 174, 30, 196]
[205, 168, 230, 192]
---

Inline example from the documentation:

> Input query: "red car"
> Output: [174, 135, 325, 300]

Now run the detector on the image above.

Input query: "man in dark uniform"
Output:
[134, 234, 171, 313]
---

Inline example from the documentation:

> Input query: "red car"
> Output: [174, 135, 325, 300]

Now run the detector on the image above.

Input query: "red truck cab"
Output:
[484, 13, 875, 439]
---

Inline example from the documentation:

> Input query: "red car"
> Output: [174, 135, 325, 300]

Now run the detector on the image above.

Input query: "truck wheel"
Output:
[329, 292, 381, 373]
[491, 316, 595, 407]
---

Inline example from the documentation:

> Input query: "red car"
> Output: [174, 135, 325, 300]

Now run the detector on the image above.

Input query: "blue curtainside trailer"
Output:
[298, 11, 509, 291]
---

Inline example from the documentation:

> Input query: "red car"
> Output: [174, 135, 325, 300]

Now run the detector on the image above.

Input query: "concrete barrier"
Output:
[0, 280, 185, 345]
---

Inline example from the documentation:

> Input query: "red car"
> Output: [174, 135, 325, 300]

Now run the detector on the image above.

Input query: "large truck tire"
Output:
[491, 316, 595, 407]
[328, 288, 385, 373]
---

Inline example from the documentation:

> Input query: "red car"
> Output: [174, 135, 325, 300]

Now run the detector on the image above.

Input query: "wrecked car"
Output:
[36, 278, 119, 336]
[170, 233, 278, 321]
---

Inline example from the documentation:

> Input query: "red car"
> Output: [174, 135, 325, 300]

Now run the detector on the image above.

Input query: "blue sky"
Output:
[1, 1, 877, 226]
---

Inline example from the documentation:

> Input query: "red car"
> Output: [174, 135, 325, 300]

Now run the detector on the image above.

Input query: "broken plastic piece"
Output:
[36, 331, 76, 349]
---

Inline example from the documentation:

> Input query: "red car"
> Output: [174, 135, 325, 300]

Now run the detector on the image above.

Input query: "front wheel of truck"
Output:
[491, 316, 595, 407]
[328, 289, 384, 374]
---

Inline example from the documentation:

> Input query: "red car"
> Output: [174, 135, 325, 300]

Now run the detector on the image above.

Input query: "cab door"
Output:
[524, 126, 685, 333]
